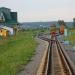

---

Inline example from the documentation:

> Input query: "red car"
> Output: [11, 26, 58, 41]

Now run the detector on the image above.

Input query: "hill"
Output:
[19, 21, 73, 29]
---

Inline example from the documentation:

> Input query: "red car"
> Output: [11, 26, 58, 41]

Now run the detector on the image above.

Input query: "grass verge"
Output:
[64, 29, 75, 45]
[0, 30, 37, 75]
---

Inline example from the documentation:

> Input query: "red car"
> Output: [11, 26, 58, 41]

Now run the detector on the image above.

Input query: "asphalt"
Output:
[18, 37, 49, 75]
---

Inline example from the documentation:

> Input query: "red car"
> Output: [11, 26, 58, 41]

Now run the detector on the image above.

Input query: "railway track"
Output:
[36, 37, 75, 75]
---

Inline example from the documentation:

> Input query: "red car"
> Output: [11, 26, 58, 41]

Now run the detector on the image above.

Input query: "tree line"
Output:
[58, 18, 75, 28]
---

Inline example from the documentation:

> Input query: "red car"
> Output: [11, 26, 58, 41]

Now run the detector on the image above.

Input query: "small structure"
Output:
[64, 29, 68, 36]
[50, 24, 56, 33]
[59, 25, 64, 34]
[0, 25, 14, 37]
[0, 28, 9, 37]
[50, 24, 56, 37]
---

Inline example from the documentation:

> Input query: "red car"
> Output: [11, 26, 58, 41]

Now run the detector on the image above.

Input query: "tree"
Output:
[58, 20, 67, 28]
[73, 18, 75, 28]
[58, 20, 65, 26]
[58, 20, 62, 25]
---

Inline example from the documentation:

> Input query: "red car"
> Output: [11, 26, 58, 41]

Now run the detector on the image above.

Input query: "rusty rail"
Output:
[36, 37, 75, 75]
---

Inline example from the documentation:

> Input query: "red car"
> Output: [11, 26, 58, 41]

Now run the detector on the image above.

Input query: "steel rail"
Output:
[56, 38, 75, 75]
[36, 37, 75, 75]
[45, 39, 52, 75]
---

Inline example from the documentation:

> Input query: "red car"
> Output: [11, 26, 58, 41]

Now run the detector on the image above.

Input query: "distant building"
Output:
[0, 7, 17, 26]
[0, 28, 9, 37]
[0, 25, 14, 37]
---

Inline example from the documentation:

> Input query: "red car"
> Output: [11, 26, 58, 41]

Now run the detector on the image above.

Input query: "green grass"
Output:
[0, 30, 37, 75]
[64, 29, 75, 45]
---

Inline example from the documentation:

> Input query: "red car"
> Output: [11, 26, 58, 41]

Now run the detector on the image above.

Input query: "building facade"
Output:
[0, 7, 17, 26]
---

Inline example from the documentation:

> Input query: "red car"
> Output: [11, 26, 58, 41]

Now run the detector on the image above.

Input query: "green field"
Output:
[64, 29, 75, 45]
[0, 30, 37, 75]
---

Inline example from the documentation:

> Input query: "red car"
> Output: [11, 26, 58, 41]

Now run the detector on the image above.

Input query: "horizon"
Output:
[20, 21, 73, 23]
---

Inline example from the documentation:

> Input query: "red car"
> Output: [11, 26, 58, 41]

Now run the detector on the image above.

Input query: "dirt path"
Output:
[18, 37, 49, 75]
[63, 44, 75, 64]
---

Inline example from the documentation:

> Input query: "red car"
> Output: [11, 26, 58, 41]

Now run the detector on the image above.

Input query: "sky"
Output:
[0, 0, 75, 22]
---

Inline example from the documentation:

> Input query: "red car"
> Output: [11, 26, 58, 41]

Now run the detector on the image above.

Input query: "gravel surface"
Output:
[18, 38, 48, 75]
[62, 43, 75, 65]
[66, 50, 75, 64]
[57, 35, 75, 65]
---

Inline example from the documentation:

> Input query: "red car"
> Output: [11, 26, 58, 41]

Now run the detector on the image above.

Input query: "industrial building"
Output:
[0, 7, 17, 26]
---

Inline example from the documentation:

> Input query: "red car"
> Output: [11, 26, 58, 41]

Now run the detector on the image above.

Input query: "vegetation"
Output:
[0, 28, 49, 75]
[0, 30, 37, 75]
[58, 20, 65, 25]
[64, 29, 75, 45]
[73, 18, 75, 28]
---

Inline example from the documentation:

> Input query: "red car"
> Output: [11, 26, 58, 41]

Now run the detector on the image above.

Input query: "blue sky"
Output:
[0, 0, 75, 22]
